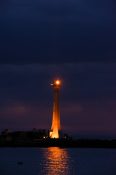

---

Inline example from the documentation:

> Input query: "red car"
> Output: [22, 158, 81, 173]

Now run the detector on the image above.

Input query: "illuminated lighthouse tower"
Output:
[49, 79, 61, 139]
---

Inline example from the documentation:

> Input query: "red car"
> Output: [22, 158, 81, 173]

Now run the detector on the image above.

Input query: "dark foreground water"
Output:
[0, 147, 116, 175]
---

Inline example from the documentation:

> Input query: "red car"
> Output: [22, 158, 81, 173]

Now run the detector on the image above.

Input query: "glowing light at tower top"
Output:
[51, 79, 61, 89]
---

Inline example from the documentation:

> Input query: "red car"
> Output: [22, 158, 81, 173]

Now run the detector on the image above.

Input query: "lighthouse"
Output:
[49, 79, 61, 139]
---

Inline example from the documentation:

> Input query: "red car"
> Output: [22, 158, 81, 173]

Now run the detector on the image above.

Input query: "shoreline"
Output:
[0, 138, 116, 149]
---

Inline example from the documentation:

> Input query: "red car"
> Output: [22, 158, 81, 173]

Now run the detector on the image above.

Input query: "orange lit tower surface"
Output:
[49, 80, 61, 138]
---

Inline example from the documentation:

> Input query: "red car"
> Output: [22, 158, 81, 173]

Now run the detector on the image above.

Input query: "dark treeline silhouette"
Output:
[0, 129, 116, 148]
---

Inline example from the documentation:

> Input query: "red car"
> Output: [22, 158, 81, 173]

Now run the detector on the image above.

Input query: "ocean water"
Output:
[0, 147, 116, 175]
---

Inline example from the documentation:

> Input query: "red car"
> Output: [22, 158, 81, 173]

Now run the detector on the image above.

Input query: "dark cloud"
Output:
[0, 0, 115, 137]
[0, 0, 115, 64]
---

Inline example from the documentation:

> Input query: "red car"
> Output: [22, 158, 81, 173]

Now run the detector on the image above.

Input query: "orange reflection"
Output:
[41, 147, 69, 175]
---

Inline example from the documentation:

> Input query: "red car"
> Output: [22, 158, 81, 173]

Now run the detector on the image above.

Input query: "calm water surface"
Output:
[0, 147, 116, 175]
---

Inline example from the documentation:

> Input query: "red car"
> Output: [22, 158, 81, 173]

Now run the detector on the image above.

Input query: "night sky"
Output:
[0, 0, 116, 138]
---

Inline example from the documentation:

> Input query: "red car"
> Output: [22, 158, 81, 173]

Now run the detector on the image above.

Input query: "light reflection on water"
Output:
[40, 147, 73, 175]
[0, 148, 116, 175]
